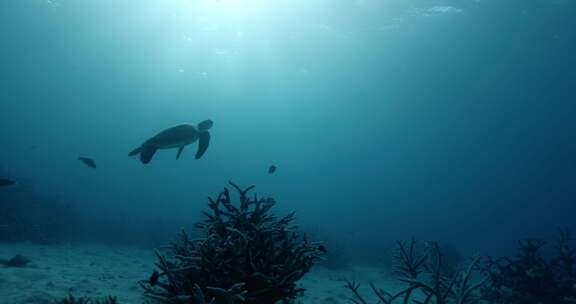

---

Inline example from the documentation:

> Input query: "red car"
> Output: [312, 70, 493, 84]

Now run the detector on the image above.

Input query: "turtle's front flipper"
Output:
[176, 146, 186, 159]
[129, 147, 141, 156]
[195, 132, 210, 159]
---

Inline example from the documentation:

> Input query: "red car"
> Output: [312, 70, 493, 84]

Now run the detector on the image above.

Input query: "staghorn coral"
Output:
[141, 182, 324, 304]
[54, 295, 118, 304]
[482, 228, 576, 304]
[346, 238, 487, 304]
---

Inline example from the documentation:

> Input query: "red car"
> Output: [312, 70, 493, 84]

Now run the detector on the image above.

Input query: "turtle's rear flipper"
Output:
[129, 147, 141, 156]
[195, 132, 210, 159]
[140, 147, 157, 164]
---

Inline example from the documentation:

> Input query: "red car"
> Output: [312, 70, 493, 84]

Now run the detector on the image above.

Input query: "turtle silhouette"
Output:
[129, 120, 213, 164]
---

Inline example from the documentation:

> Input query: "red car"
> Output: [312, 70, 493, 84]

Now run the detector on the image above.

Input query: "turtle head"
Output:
[197, 119, 214, 132]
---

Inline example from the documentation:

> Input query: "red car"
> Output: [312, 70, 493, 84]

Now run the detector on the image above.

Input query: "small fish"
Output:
[78, 157, 97, 169]
[318, 245, 328, 253]
[268, 165, 277, 174]
[149, 270, 160, 286]
[0, 178, 16, 187]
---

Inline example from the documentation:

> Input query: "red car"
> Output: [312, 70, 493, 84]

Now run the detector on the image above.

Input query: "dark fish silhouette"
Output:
[318, 245, 328, 253]
[268, 165, 277, 174]
[0, 178, 16, 187]
[78, 157, 96, 169]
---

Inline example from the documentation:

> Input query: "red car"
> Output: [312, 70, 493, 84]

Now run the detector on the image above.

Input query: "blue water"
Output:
[1, 0, 575, 261]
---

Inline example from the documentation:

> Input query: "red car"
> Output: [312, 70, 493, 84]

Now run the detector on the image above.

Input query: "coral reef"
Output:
[141, 182, 324, 304]
[0, 164, 178, 247]
[0, 164, 82, 243]
[54, 295, 118, 304]
[0, 254, 31, 267]
[482, 228, 576, 304]
[346, 238, 487, 304]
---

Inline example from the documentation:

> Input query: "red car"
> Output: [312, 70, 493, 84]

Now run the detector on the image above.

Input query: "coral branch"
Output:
[141, 182, 323, 304]
[347, 239, 487, 304]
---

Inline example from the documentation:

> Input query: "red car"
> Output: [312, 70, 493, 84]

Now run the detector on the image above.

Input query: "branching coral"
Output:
[483, 228, 576, 304]
[141, 182, 324, 304]
[346, 239, 487, 304]
[54, 295, 118, 304]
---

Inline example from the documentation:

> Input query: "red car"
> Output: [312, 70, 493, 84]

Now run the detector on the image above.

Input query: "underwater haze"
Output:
[1, 0, 576, 302]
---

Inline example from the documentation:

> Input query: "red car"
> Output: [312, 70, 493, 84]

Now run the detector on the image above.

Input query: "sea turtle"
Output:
[129, 120, 213, 164]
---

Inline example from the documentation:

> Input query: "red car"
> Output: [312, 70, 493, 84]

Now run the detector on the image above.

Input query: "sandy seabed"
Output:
[0, 243, 398, 304]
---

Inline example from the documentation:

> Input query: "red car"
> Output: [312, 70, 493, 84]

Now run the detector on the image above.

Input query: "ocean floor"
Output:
[0, 242, 397, 304]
